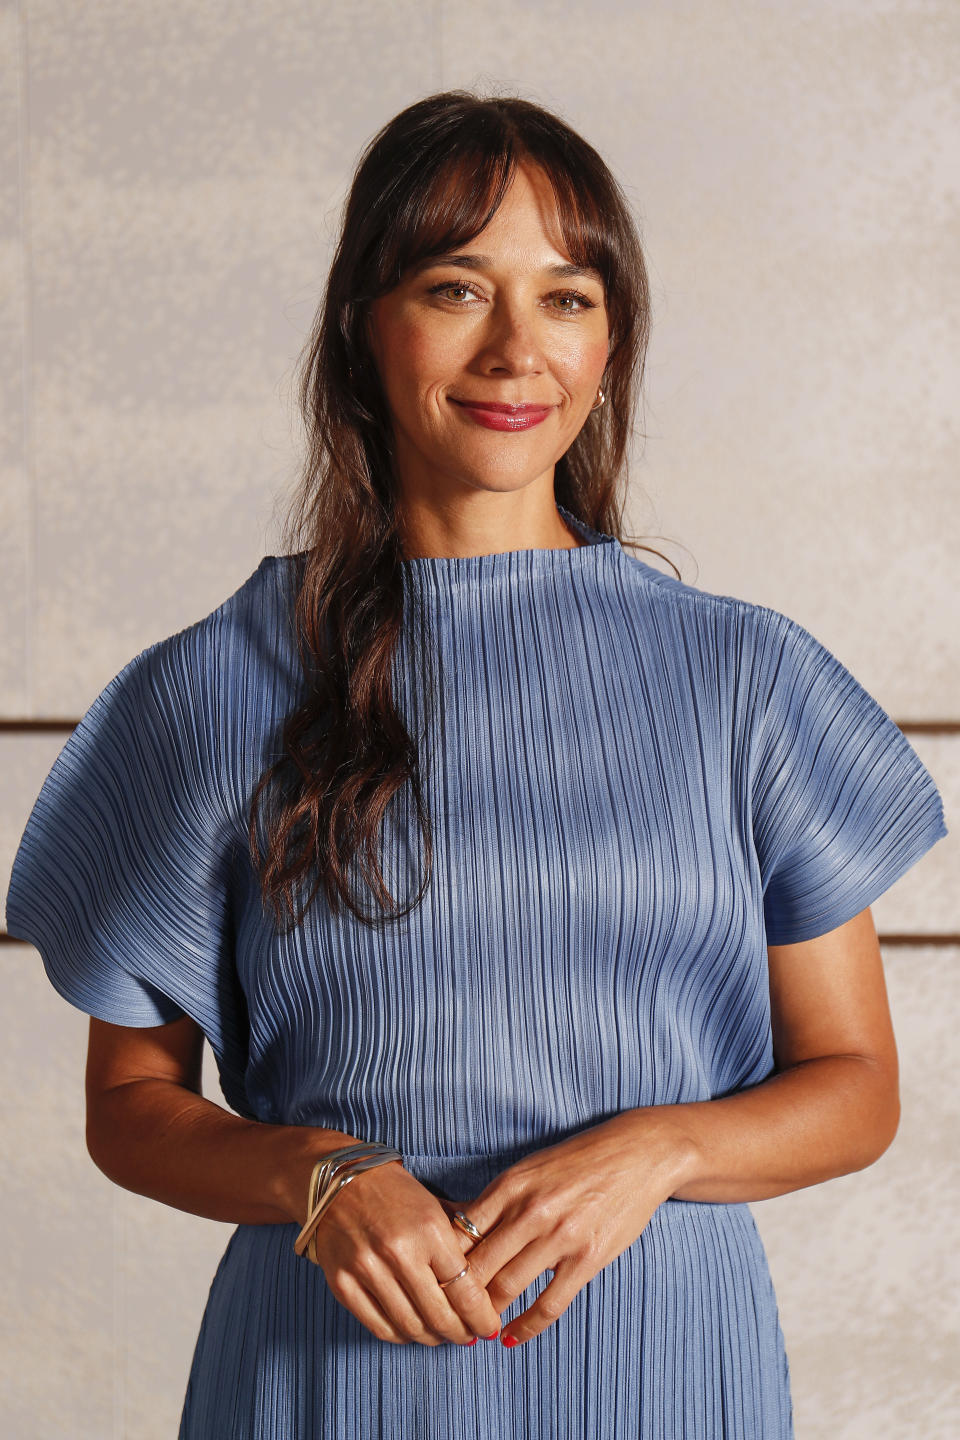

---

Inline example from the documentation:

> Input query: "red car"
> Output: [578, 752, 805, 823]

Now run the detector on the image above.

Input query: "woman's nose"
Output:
[477, 303, 546, 375]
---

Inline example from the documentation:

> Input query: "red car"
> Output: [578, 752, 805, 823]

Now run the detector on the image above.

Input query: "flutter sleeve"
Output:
[750, 610, 948, 946]
[5, 626, 249, 1079]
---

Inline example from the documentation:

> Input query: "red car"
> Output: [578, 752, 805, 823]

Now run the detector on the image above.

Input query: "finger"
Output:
[446, 1180, 538, 1282]
[446, 1192, 504, 1246]
[498, 1260, 587, 1347]
[351, 1251, 449, 1346]
[445, 1203, 510, 1271]
[408, 1257, 503, 1345]
[354, 1235, 499, 1347]
[437, 1200, 476, 1254]
[479, 1237, 559, 1313]
[452, 1229, 473, 1258]
[417, 1261, 503, 1347]
[331, 1267, 415, 1345]
[455, 1211, 532, 1297]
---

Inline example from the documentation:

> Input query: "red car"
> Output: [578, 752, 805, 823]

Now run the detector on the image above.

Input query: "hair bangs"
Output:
[375, 146, 518, 292]
[373, 139, 622, 346]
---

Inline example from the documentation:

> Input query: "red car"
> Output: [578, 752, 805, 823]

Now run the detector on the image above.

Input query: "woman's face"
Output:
[365, 163, 610, 510]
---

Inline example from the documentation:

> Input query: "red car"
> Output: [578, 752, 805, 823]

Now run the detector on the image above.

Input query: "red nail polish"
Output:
[501, 1333, 519, 1348]
[484, 1330, 500, 1340]
[466, 1336, 478, 1346]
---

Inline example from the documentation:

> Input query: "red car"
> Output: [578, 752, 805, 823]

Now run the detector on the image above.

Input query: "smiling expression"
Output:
[365, 162, 611, 507]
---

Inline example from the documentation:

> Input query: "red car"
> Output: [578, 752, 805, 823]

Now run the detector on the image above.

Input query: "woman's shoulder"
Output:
[613, 542, 802, 653]
[126, 553, 302, 692]
[58, 555, 304, 800]
[168, 552, 297, 644]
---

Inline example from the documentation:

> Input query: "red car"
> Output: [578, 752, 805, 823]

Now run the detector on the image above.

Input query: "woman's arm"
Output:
[615, 903, 901, 1202]
[84, 1015, 364, 1226]
[84, 1015, 504, 1346]
[452, 905, 902, 1345]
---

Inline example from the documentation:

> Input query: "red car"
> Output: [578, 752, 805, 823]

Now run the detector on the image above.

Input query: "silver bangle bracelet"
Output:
[315, 1144, 391, 1199]
[308, 1145, 379, 1215]
[295, 1144, 384, 1258]
[294, 1143, 403, 1260]
[302, 1149, 404, 1264]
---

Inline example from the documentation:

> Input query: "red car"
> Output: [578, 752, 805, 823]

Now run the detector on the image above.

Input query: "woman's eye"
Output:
[428, 281, 479, 303]
[425, 281, 597, 312]
[551, 291, 596, 313]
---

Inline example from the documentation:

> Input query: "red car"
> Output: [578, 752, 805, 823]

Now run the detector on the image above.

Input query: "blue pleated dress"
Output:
[5, 505, 947, 1439]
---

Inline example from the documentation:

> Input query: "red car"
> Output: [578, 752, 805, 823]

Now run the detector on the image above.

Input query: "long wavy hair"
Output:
[248, 89, 672, 933]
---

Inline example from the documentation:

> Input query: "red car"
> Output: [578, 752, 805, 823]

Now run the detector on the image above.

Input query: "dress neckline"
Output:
[400, 504, 621, 592]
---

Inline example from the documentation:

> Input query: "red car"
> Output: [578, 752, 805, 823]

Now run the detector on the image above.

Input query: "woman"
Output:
[6, 90, 947, 1439]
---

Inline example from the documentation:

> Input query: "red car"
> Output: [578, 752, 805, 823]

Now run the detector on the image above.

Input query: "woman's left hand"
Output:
[437, 1110, 697, 1347]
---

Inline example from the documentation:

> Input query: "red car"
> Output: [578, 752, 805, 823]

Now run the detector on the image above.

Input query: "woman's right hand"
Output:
[308, 1159, 503, 1346]
[82, 1017, 498, 1348]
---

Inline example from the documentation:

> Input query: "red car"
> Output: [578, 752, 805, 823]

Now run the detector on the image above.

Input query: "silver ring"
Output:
[451, 1211, 484, 1242]
[437, 1261, 471, 1289]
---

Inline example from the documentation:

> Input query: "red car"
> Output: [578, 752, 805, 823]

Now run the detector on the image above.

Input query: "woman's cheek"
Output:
[554, 333, 609, 394]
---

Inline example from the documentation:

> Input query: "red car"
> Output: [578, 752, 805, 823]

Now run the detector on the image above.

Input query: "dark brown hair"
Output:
[248, 89, 671, 932]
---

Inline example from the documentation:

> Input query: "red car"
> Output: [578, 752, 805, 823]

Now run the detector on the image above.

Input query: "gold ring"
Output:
[437, 1261, 472, 1289]
[451, 1211, 484, 1242]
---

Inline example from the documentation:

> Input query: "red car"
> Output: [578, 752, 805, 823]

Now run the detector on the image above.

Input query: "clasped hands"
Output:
[312, 1109, 694, 1349]
[438, 1111, 694, 1346]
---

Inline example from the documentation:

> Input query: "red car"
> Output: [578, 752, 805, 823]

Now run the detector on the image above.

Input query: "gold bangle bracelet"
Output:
[302, 1151, 404, 1263]
[294, 1144, 390, 1257]
[294, 1145, 403, 1260]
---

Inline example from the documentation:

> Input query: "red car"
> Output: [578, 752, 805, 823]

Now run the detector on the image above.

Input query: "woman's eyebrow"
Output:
[412, 253, 604, 284]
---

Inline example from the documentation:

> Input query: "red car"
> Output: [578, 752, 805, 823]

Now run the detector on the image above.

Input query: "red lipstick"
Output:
[449, 398, 554, 432]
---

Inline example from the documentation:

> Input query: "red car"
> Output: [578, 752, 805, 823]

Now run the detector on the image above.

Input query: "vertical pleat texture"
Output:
[3, 559, 298, 1118]
[749, 607, 947, 943]
[6, 506, 946, 1438]
[176, 1195, 792, 1440]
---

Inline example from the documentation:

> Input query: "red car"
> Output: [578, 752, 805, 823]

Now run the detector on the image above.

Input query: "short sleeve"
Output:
[5, 628, 248, 1068]
[750, 611, 948, 945]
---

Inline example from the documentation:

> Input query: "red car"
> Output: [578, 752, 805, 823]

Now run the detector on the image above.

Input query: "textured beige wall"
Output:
[2, 2, 957, 1437]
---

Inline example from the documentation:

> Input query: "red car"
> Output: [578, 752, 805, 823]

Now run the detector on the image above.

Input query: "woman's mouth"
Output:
[448, 398, 554, 432]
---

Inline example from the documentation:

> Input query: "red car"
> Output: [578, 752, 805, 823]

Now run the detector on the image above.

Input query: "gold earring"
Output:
[591, 386, 605, 411]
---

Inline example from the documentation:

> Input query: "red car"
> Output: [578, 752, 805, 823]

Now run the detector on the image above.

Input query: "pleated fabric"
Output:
[5, 504, 947, 1439]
